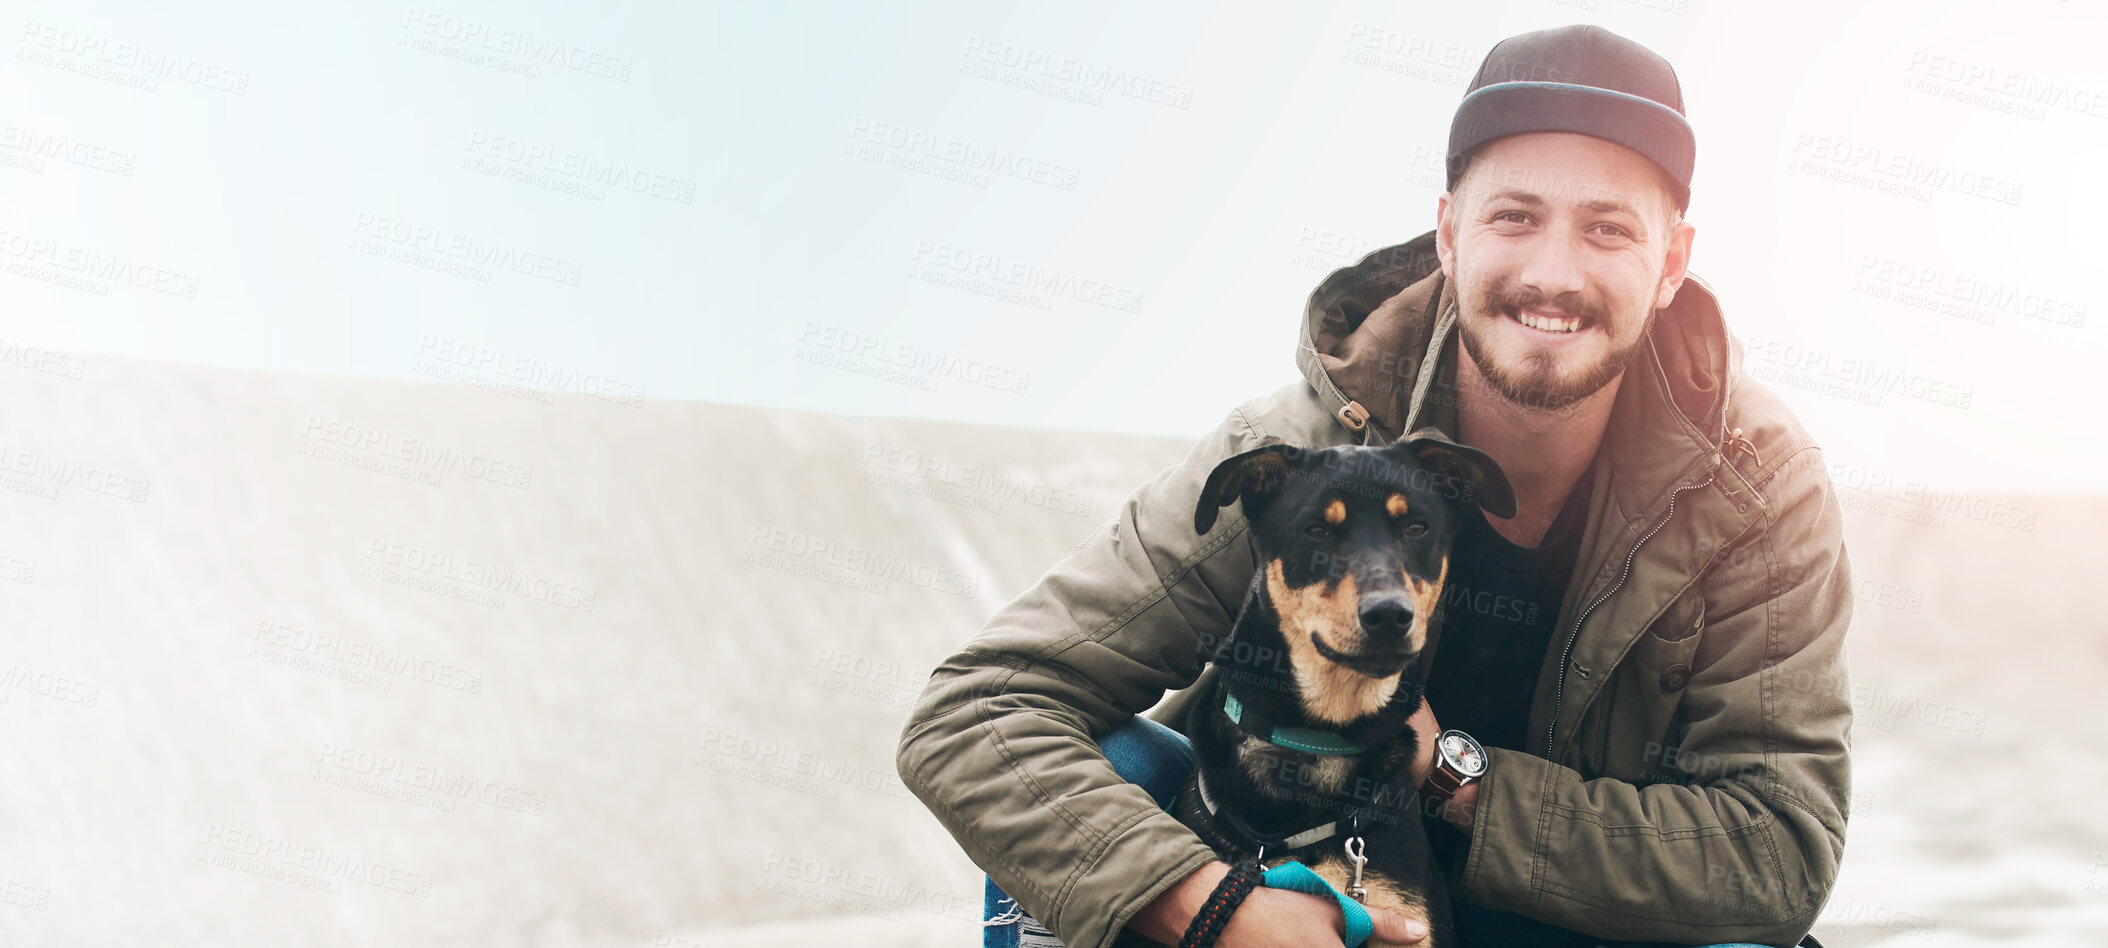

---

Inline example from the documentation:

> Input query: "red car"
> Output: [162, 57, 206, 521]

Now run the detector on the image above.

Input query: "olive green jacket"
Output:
[896, 231, 1853, 948]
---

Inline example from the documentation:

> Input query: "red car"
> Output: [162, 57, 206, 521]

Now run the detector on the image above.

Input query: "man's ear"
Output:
[1194, 438, 1301, 536]
[1391, 427, 1517, 519]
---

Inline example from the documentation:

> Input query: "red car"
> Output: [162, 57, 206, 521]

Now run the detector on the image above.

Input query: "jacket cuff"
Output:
[1455, 746, 1547, 912]
[1059, 809, 1220, 948]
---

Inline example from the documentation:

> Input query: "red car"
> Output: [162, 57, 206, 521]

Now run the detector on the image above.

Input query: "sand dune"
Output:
[0, 354, 2099, 946]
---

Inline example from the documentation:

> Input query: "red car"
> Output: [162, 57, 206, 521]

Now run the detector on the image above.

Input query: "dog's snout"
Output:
[1358, 594, 1415, 639]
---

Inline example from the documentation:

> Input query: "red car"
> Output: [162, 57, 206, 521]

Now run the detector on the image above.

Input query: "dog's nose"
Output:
[1358, 595, 1416, 640]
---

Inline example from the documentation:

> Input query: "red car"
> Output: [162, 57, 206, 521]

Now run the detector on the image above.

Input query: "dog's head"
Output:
[1194, 429, 1513, 720]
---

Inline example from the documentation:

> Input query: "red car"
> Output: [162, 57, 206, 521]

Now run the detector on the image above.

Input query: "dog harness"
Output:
[1187, 764, 1377, 947]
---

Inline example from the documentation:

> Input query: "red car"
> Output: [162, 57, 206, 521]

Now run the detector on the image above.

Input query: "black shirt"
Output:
[1422, 461, 1594, 755]
[1422, 464, 1596, 947]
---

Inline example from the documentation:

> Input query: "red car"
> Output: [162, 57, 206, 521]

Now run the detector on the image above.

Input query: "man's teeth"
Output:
[1515, 310, 1582, 333]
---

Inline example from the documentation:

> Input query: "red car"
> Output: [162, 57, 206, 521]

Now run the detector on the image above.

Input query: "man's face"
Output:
[1435, 132, 1694, 412]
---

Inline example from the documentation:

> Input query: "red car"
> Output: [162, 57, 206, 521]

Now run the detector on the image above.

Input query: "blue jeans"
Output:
[980, 716, 1771, 948]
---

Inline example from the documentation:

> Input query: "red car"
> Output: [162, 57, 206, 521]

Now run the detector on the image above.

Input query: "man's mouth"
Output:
[1505, 306, 1593, 336]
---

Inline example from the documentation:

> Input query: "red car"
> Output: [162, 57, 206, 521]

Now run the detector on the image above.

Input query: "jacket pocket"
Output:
[1603, 592, 1706, 783]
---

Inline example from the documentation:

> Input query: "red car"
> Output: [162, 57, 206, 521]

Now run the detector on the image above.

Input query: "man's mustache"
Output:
[1479, 282, 1611, 324]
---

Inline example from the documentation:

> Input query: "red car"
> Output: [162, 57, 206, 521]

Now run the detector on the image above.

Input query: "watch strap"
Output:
[1423, 759, 1468, 806]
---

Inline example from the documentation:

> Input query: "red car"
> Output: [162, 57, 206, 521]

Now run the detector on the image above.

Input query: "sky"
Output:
[2, 0, 2104, 492]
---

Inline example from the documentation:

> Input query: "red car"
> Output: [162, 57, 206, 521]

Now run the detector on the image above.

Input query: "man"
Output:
[897, 24, 1852, 948]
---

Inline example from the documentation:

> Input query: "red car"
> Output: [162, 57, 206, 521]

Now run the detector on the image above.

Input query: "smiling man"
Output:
[900, 24, 1852, 948]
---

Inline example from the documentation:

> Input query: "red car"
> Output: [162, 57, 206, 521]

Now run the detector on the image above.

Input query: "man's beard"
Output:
[1456, 277, 1657, 412]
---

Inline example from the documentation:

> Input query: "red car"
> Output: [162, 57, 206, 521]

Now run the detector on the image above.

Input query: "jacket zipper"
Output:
[1542, 464, 1718, 761]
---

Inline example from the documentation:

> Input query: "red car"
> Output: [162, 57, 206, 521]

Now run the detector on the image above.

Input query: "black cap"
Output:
[1445, 25, 1694, 212]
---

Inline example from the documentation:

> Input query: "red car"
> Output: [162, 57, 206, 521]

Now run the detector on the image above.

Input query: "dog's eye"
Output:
[1403, 521, 1428, 537]
[1303, 523, 1331, 540]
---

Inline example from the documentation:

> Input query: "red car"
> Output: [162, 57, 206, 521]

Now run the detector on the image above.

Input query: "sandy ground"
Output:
[0, 354, 2101, 946]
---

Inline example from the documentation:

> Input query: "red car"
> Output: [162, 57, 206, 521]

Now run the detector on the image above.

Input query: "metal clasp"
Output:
[1343, 836, 1367, 902]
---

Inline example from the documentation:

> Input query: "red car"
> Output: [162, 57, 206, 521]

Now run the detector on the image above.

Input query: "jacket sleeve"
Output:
[894, 404, 1266, 948]
[1454, 445, 1854, 947]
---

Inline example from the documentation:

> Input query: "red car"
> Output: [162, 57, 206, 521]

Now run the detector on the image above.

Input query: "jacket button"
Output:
[1660, 663, 1691, 693]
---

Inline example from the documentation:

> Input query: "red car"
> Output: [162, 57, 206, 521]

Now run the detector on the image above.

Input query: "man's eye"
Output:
[1304, 523, 1331, 540]
[1493, 210, 1531, 225]
[1404, 522, 1428, 537]
[1592, 223, 1631, 239]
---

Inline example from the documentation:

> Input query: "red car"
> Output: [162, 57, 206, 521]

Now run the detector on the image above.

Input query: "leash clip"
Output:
[1343, 836, 1367, 903]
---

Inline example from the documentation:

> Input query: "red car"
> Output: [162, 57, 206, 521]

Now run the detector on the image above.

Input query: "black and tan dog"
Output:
[1170, 430, 1514, 947]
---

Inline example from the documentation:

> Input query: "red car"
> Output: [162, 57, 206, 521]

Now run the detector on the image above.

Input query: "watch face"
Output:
[1440, 731, 1487, 777]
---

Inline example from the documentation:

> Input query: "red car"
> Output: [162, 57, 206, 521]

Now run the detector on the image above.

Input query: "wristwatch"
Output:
[1422, 729, 1488, 807]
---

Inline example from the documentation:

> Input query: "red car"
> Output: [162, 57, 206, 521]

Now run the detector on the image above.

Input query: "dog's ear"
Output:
[1393, 427, 1517, 519]
[1194, 438, 1302, 536]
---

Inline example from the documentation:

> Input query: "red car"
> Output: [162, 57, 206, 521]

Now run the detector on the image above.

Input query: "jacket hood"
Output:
[1293, 229, 1743, 467]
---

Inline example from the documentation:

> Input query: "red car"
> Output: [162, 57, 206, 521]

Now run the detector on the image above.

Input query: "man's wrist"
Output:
[1441, 780, 1482, 833]
[1130, 860, 1231, 944]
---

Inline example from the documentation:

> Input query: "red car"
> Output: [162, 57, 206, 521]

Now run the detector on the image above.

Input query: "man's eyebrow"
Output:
[1482, 188, 1544, 206]
[1579, 197, 1644, 219]
[1484, 188, 1648, 225]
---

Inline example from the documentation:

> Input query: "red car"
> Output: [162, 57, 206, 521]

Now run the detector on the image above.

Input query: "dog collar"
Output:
[1220, 693, 1378, 755]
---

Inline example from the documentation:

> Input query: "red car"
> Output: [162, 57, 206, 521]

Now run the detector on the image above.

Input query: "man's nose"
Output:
[1514, 232, 1588, 303]
[1358, 594, 1416, 641]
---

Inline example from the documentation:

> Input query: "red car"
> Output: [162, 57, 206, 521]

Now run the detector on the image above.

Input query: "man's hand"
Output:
[1130, 860, 1431, 946]
[1405, 699, 1478, 833]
